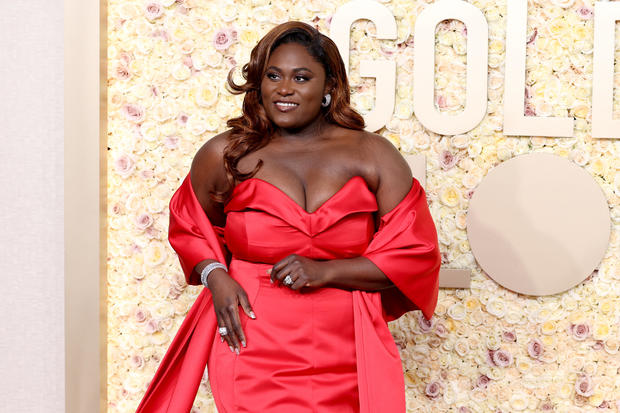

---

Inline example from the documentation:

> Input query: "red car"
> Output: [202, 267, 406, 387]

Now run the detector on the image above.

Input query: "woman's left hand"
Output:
[267, 254, 330, 291]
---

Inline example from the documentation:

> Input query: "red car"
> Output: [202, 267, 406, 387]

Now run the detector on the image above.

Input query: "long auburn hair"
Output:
[211, 21, 365, 204]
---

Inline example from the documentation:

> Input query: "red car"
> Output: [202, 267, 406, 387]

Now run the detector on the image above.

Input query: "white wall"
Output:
[0, 1, 102, 412]
[0, 1, 66, 411]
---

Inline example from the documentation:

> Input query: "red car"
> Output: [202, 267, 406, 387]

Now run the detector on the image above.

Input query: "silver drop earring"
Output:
[321, 93, 331, 107]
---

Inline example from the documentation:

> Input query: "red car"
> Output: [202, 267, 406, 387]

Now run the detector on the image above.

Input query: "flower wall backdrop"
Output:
[106, 0, 619, 411]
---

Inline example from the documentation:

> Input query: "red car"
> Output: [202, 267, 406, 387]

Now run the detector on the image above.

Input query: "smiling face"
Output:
[260, 42, 330, 132]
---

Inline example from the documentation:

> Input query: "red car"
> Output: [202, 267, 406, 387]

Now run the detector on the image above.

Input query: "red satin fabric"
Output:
[136, 172, 440, 413]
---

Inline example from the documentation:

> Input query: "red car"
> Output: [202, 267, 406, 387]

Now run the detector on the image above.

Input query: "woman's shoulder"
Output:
[189, 130, 233, 210]
[336, 128, 403, 165]
[344, 128, 412, 201]
[194, 130, 233, 161]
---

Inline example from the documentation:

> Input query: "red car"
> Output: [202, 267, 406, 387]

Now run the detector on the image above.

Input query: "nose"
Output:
[276, 78, 294, 96]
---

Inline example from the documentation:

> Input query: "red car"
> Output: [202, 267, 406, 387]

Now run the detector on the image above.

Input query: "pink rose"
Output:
[213, 27, 236, 51]
[527, 338, 544, 359]
[576, 6, 593, 20]
[133, 307, 149, 323]
[502, 330, 517, 342]
[115, 64, 130, 80]
[591, 340, 604, 350]
[458, 407, 471, 413]
[436, 94, 447, 109]
[177, 112, 189, 125]
[145, 2, 164, 21]
[145, 226, 161, 240]
[112, 203, 122, 215]
[119, 52, 132, 66]
[114, 154, 135, 178]
[440, 150, 458, 170]
[145, 318, 160, 334]
[575, 374, 594, 397]
[539, 401, 554, 410]
[570, 323, 590, 341]
[135, 213, 154, 230]
[164, 135, 179, 149]
[475, 374, 490, 389]
[524, 102, 536, 117]
[416, 312, 434, 333]
[434, 323, 448, 338]
[129, 354, 145, 369]
[489, 349, 513, 367]
[182, 55, 193, 67]
[121, 103, 145, 123]
[424, 381, 442, 399]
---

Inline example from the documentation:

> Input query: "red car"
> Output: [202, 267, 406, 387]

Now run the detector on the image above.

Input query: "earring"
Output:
[321, 93, 332, 107]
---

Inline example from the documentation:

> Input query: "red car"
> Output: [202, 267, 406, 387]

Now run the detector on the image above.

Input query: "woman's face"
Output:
[260, 42, 329, 131]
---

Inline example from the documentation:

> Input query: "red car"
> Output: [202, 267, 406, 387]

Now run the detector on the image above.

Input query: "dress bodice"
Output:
[223, 175, 378, 263]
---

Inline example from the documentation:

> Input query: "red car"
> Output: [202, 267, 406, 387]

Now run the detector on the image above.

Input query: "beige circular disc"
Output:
[466, 153, 611, 296]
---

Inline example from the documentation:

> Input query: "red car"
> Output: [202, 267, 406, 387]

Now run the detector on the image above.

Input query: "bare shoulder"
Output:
[190, 130, 232, 213]
[357, 131, 413, 216]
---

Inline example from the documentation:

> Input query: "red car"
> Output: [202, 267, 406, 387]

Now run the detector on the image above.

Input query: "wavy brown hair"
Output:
[210, 21, 365, 204]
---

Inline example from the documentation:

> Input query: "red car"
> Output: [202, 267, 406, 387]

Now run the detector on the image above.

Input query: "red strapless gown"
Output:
[135, 173, 440, 413]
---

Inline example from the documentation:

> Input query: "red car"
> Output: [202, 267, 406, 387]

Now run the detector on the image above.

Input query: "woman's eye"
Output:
[295, 76, 308, 82]
[266, 73, 279, 80]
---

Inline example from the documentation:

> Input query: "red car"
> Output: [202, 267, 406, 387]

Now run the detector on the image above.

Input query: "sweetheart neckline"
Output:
[232, 175, 373, 215]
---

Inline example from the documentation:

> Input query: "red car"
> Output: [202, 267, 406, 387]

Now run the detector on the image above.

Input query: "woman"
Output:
[136, 21, 440, 413]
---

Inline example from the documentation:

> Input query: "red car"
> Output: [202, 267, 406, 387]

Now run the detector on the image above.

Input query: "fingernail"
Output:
[266, 268, 271, 274]
[235, 347, 240, 355]
[220, 336, 224, 342]
[250, 311, 256, 319]
[229, 345, 234, 353]
[242, 340, 246, 347]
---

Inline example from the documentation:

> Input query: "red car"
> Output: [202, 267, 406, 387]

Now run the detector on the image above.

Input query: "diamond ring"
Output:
[218, 326, 228, 336]
[283, 275, 293, 286]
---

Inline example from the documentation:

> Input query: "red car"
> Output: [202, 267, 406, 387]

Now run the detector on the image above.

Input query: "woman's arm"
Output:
[320, 132, 415, 291]
[189, 131, 231, 229]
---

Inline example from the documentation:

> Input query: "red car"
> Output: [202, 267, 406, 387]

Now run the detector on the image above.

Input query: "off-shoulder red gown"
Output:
[136, 173, 440, 413]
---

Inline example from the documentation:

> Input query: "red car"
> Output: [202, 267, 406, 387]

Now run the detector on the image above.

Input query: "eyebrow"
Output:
[266, 65, 314, 73]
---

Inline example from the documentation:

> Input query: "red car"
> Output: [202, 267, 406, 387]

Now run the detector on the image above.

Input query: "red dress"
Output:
[136, 173, 440, 413]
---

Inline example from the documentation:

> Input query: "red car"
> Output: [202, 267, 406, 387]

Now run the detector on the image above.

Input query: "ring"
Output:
[218, 326, 228, 336]
[283, 275, 293, 286]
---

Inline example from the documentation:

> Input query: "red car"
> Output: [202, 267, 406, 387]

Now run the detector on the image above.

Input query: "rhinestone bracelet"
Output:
[200, 262, 227, 288]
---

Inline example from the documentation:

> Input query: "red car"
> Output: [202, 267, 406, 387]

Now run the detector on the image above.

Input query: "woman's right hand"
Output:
[208, 269, 256, 353]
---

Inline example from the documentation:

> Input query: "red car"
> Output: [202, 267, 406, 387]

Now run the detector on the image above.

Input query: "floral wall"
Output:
[106, 0, 619, 411]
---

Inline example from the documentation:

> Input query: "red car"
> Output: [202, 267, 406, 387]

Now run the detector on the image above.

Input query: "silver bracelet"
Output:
[200, 262, 227, 288]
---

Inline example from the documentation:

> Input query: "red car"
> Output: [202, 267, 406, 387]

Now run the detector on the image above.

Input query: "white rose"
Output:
[447, 302, 466, 321]
[486, 297, 505, 318]
[412, 132, 430, 150]
[171, 63, 191, 81]
[451, 134, 470, 149]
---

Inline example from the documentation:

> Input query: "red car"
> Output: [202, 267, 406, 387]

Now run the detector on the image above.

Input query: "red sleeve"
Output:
[361, 177, 441, 321]
[168, 172, 231, 285]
